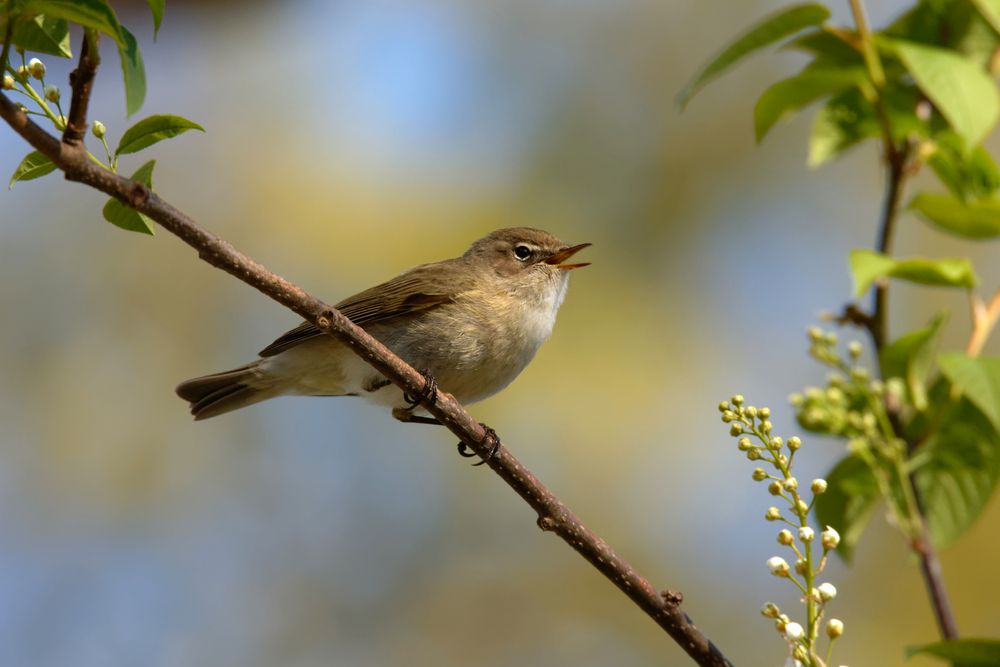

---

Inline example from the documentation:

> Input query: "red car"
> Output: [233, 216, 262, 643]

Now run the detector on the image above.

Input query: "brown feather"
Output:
[258, 263, 464, 357]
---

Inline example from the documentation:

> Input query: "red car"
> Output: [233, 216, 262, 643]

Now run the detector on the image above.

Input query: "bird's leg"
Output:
[458, 423, 501, 466]
[391, 407, 441, 425]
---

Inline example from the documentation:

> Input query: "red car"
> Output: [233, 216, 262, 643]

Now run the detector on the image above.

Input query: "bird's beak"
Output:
[544, 243, 592, 270]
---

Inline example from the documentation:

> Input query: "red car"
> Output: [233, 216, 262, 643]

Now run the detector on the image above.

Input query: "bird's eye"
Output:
[513, 244, 532, 261]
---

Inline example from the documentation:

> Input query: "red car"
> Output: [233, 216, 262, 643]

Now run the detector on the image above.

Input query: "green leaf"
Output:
[102, 160, 156, 235]
[116, 114, 204, 156]
[814, 454, 880, 563]
[147, 0, 164, 38]
[754, 65, 865, 142]
[938, 353, 1000, 432]
[808, 88, 879, 167]
[972, 0, 1000, 36]
[9, 150, 57, 188]
[677, 3, 831, 109]
[915, 398, 1000, 547]
[849, 249, 978, 298]
[926, 131, 1000, 202]
[24, 0, 124, 46]
[907, 638, 1000, 666]
[784, 28, 863, 65]
[10, 14, 72, 58]
[880, 314, 946, 412]
[911, 193, 1000, 239]
[117, 26, 146, 117]
[891, 39, 1000, 147]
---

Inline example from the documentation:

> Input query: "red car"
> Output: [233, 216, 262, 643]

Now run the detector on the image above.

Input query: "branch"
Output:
[849, 0, 958, 642]
[0, 83, 733, 667]
[62, 29, 100, 146]
[965, 288, 1000, 357]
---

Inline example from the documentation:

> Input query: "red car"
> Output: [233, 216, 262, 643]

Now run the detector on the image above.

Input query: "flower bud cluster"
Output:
[720, 392, 845, 665]
[790, 328, 886, 442]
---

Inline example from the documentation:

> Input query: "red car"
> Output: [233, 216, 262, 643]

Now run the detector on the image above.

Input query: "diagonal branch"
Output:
[0, 87, 733, 667]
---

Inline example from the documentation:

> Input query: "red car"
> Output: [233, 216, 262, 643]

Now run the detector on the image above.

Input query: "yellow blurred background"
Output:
[1, 1, 998, 665]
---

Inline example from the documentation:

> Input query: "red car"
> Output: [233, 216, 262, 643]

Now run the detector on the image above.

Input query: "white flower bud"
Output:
[28, 57, 46, 79]
[44, 84, 60, 103]
[760, 602, 780, 618]
[777, 529, 794, 545]
[752, 467, 768, 481]
[737, 437, 752, 451]
[730, 423, 743, 437]
[827, 618, 844, 638]
[822, 526, 841, 550]
[818, 582, 837, 601]
[767, 556, 790, 577]
[759, 406, 771, 419]
[2, 74, 13, 90]
[784, 621, 805, 641]
[784, 477, 798, 491]
[15, 64, 29, 79]
[794, 558, 808, 575]
[788, 436, 801, 451]
[765, 507, 782, 521]
[811, 478, 828, 494]
[718, 400, 730, 412]
[745, 406, 758, 418]
[731, 394, 744, 406]
[768, 481, 783, 496]
[798, 526, 814, 542]
[848, 341, 862, 358]
[92, 120, 106, 139]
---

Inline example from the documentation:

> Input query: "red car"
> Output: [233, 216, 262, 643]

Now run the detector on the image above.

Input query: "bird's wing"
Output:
[258, 262, 462, 357]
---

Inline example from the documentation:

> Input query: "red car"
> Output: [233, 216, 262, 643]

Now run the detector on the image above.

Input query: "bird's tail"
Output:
[175, 362, 273, 420]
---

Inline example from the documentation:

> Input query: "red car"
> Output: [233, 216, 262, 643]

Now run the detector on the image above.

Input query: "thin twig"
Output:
[0, 73, 734, 667]
[62, 29, 100, 146]
[965, 288, 1000, 357]
[848, 0, 959, 643]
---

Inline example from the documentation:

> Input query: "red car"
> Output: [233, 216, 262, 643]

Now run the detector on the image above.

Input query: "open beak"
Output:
[544, 243, 591, 270]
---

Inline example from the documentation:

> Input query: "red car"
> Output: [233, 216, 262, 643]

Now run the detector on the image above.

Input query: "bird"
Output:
[175, 227, 590, 422]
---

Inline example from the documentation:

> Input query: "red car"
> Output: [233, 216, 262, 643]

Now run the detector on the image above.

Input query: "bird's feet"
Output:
[403, 368, 438, 408]
[457, 423, 501, 466]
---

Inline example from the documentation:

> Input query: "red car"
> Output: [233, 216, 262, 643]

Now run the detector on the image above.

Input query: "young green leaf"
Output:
[910, 193, 1000, 239]
[891, 39, 1000, 147]
[754, 65, 865, 142]
[938, 353, 1000, 432]
[914, 399, 1000, 548]
[9, 151, 57, 188]
[677, 3, 830, 109]
[147, 0, 164, 38]
[926, 132, 1000, 202]
[849, 249, 978, 298]
[784, 27, 862, 65]
[116, 114, 204, 156]
[971, 0, 1000, 36]
[813, 454, 880, 563]
[807, 88, 880, 167]
[25, 0, 124, 46]
[102, 160, 156, 235]
[11, 14, 72, 58]
[907, 638, 1000, 666]
[880, 314, 946, 412]
[117, 26, 146, 117]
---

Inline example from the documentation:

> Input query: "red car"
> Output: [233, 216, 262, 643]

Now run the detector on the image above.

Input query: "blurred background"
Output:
[1, 0, 998, 665]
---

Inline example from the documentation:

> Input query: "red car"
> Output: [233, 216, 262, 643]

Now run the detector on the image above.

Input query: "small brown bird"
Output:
[176, 227, 590, 421]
